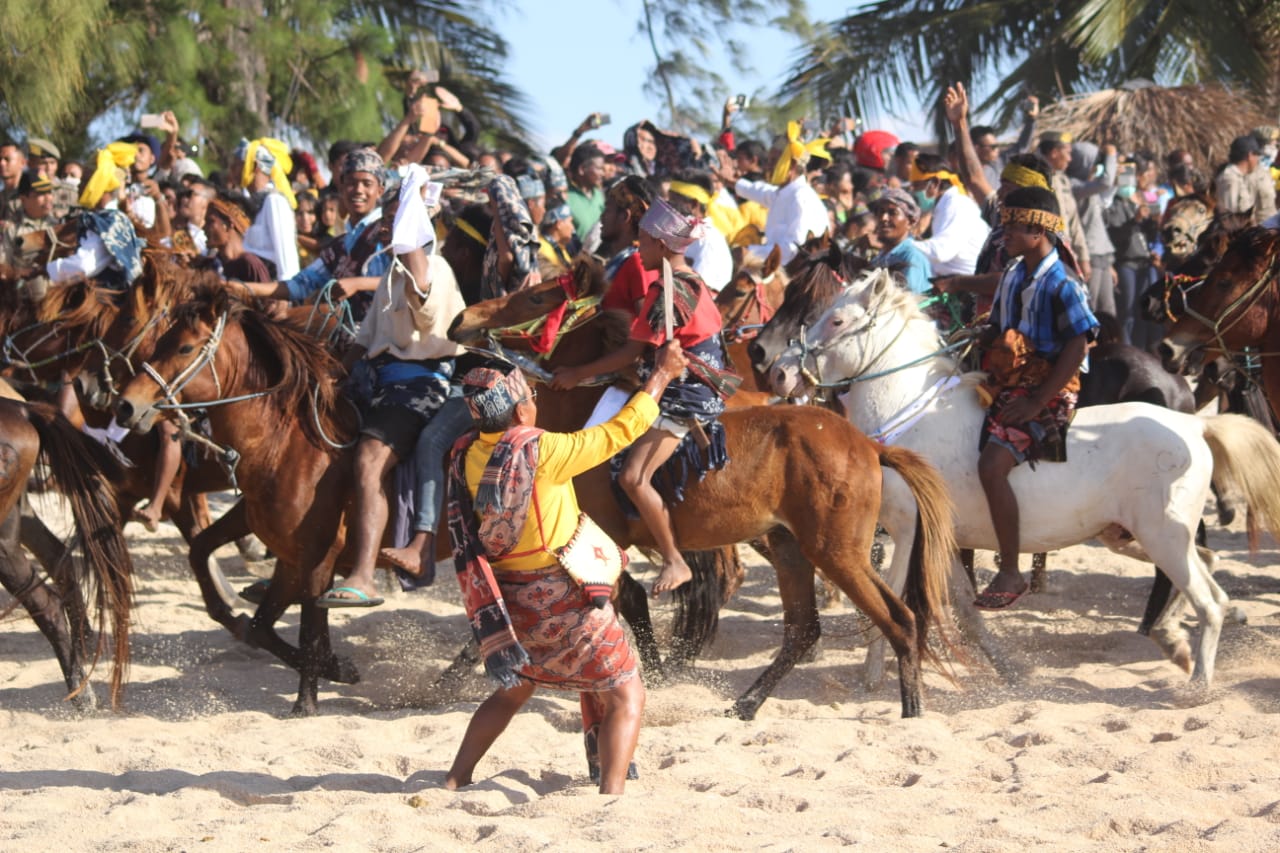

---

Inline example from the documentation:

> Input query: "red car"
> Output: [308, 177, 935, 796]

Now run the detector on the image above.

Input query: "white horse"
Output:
[768, 267, 1280, 689]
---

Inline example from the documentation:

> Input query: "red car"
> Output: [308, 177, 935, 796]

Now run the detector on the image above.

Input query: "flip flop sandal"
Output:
[316, 586, 385, 609]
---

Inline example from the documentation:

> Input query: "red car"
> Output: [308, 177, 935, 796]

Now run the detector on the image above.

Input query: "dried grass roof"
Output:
[1037, 83, 1273, 168]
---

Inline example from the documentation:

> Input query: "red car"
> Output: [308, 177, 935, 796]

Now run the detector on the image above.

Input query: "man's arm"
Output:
[732, 177, 780, 208]
[1013, 95, 1038, 155]
[550, 114, 602, 170]
[944, 83, 995, 201]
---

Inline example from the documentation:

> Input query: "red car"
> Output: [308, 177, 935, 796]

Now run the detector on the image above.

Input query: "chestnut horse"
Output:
[0, 396, 133, 708]
[716, 246, 787, 393]
[115, 284, 368, 715]
[448, 261, 958, 720]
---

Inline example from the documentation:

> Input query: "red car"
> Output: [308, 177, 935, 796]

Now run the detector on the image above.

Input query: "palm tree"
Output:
[782, 0, 1278, 142]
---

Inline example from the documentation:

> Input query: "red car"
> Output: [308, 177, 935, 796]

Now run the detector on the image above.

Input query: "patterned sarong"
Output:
[497, 567, 638, 692]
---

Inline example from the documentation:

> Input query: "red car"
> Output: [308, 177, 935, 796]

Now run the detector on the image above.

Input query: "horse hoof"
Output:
[323, 657, 360, 685]
[1216, 505, 1236, 527]
[231, 614, 254, 644]
[1225, 605, 1248, 626]
[68, 683, 98, 712]
[1171, 642, 1193, 674]
[289, 701, 319, 718]
[727, 699, 759, 721]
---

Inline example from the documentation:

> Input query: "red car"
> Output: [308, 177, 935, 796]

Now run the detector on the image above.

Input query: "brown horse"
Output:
[115, 284, 367, 715]
[716, 246, 787, 393]
[1160, 226, 1280, 426]
[0, 396, 133, 708]
[448, 260, 959, 720]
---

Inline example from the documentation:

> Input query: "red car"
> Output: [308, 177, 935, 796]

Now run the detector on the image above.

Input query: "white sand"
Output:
[2, 492, 1279, 852]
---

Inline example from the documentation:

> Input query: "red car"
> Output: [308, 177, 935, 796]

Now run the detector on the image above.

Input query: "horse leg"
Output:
[187, 499, 254, 637]
[1134, 523, 1226, 687]
[730, 528, 820, 721]
[18, 498, 91, 683]
[291, 600, 331, 717]
[0, 507, 95, 710]
[613, 570, 664, 680]
[431, 639, 482, 696]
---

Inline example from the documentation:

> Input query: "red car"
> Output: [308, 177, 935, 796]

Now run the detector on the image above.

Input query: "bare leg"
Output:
[445, 680, 537, 789]
[619, 428, 690, 597]
[594, 676, 646, 794]
[134, 420, 181, 531]
[332, 436, 398, 601]
[977, 443, 1026, 597]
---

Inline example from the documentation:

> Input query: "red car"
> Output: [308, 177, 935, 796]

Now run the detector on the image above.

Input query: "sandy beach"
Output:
[2, 491, 1279, 852]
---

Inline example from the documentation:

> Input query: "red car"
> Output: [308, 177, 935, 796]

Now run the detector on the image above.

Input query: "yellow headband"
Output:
[908, 162, 966, 194]
[1000, 162, 1050, 191]
[668, 180, 712, 208]
[241, 138, 297, 210]
[455, 218, 488, 248]
[1001, 206, 1064, 234]
[79, 147, 127, 208]
[770, 120, 831, 186]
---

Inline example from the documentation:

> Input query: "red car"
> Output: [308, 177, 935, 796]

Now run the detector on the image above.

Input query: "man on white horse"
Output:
[975, 186, 1098, 610]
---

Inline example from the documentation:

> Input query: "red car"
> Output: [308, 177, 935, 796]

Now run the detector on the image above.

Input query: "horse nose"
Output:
[116, 398, 136, 426]
[747, 340, 765, 369]
[770, 363, 798, 397]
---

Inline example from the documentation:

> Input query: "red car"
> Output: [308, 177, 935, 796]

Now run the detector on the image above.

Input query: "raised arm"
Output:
[944, 82, 994, 202]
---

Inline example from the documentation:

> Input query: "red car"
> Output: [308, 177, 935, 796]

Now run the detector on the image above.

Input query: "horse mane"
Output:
[855, 269, 960, 360]
[173, 284, 351, 453]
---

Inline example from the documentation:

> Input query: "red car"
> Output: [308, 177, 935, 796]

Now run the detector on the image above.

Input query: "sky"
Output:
[490, 0, 934, 150]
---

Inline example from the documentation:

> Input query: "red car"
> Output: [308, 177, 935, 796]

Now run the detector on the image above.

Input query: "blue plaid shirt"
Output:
[989, 249, 1098, 362]
[284, 209, 389, 303]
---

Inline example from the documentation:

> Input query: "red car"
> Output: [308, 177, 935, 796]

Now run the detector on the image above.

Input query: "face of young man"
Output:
[974, 133, 1000, 165]
[1046, 144, 1071, 173]
[21, 190, 53, 219]
[637, 228, 666, 270]
[342, 171, 382, 218]
[204, 211, 230, 251]
[1002, 221, 1047, 256]
[575, 156, 605, 191]
[0, 146, 26, 184]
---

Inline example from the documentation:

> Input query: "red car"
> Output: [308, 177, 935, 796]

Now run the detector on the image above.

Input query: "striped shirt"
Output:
[989, 249, 1098, 360]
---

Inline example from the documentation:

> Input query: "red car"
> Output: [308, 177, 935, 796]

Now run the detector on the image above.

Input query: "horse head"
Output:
[448, 252, 608, 344]
[750, 240, 870, 377]
[1158, 226, 1280, 374]
[1161, 195, 1214, 269]
[116, 283, 237, 434]
[717, 244, 786, 340]
[767, 266, 902, 398]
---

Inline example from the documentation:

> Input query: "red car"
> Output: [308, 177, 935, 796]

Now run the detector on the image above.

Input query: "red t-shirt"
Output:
[629, 270, 723, 349]
[601, 251, 657, 318]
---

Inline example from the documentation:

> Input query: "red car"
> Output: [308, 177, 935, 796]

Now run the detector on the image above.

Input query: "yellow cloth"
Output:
[464, 392, 660, 572]
[241, 138, 297, 210]
[78, 142, 141, 208]
[770, 120, 830, 186]
[537, 238, 571, 275]
[732, 198, 769, 246]
[669, 181, 712, 207]
[909, 162, 967, 195]
[707, 199, 744, 242]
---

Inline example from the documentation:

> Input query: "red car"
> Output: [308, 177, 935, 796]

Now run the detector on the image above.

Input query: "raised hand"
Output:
[944, 82, 969, 126]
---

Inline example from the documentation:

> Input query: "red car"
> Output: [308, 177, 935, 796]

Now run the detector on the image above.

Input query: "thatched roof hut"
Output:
[1037, 81, 1273, 169]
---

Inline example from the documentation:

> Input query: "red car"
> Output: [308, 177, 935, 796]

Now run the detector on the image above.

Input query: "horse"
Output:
[0, 395, 133, 708]
[448, 260, 959, 720]
[715, 245, 787, 391]
[767, 265, 1280, 689]
[1160, 226, 1280, 428]
[114, 283, 374, 716]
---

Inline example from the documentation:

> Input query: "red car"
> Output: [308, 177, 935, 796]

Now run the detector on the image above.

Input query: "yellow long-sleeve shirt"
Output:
[464, 391, 659, 571]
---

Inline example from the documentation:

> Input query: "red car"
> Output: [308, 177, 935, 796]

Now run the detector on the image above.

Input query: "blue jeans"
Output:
[1116, 261, 1160, 352]
[411, 394, 473, 534]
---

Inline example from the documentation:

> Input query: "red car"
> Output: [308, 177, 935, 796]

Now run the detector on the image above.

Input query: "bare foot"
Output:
[132, 503, 161, 533]
[379, 545, 429, 577]
[652, 556, 692, 598]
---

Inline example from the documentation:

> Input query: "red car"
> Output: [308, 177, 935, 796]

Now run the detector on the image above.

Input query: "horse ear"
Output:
[763, 244, 782, 277]
[871, 268, 894, 299]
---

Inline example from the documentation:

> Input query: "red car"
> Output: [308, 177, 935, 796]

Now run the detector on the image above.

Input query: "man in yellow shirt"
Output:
[444, 341, 686, 795]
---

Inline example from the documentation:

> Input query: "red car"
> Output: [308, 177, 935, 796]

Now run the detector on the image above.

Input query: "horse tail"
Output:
[1202, 413, 1280, 550]
[877, 444, 957, 667]
[25, 403, 134, 708]
[669, 546, 740, 666]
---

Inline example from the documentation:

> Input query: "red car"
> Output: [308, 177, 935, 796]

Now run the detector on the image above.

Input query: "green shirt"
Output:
[566, 185, 604, 241]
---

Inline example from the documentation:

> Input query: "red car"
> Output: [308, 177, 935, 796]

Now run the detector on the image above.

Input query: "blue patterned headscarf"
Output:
[78, 209, 146, 285]
[480, 175, 538, 300]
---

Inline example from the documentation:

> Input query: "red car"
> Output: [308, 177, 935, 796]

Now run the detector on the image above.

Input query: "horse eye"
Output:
[179, 344, 195, 355]
[832, 317, 845, 327]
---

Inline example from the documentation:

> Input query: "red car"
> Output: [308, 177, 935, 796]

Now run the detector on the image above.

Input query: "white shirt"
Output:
[912, 186, 990, 276]
[47, 232, 114, 282]
[734, 175, 830, 263]
[243, 189, 299, 280]
[685, 223, 733, 292]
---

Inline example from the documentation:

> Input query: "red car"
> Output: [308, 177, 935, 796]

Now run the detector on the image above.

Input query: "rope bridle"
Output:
[1178, 247, 1280, 361]
[720, 268, 778, 342]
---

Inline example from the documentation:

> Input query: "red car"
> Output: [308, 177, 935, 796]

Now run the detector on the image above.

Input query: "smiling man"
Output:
[869, 188, 931, 294]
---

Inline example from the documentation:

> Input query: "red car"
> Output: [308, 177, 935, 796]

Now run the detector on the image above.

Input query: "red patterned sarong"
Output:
[497, 567, 638, 692]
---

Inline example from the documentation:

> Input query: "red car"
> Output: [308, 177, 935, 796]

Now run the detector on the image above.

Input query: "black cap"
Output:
[1229, 134, 1261, 163]
[18, 169, 53, 195]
